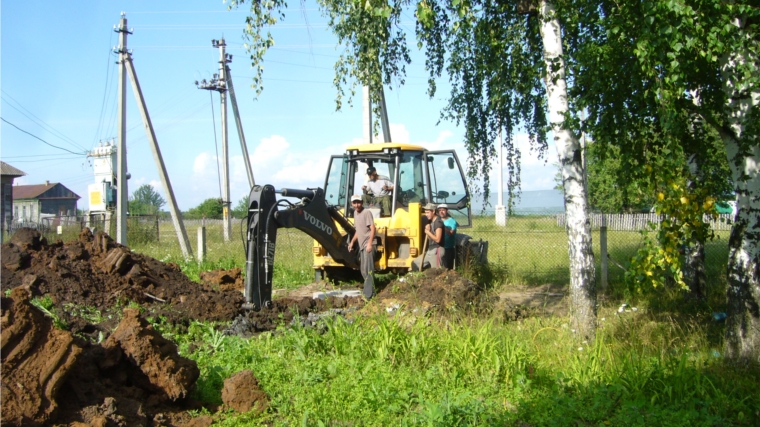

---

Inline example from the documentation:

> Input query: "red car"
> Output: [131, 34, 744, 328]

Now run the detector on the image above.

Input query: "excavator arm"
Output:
[243, 184, 359, 310]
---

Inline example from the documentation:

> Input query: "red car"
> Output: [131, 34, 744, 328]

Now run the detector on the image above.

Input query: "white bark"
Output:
[683, 154, 706, 299]
[721, 19, 760, 362]
[539, 0, 596, 340]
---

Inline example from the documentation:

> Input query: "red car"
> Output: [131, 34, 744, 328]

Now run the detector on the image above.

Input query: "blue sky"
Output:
[1, 0, 557, 211]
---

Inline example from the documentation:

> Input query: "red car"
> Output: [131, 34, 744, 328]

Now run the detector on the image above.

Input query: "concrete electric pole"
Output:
[196, 39, 232, 242]
[225, 64, 255, 188]
[111, 12, 193, 257]
[362, 86, 392, 143]
[114, 13, 131, 245]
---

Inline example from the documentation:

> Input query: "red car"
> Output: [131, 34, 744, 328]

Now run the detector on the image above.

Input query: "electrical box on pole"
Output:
[87, 141, 117, 212]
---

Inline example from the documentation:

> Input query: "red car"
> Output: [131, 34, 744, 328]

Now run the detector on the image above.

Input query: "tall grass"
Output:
[160, 306, 758, 426]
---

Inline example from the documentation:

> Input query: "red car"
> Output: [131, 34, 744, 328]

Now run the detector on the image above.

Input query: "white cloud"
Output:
[251, 135, 290, 166]
[388, 123, 410, 143]
[193, 152, 213, 174]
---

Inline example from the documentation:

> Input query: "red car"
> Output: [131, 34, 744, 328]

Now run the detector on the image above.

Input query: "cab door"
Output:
[425, 150, 471, 227]
[324, 155, 349, 210]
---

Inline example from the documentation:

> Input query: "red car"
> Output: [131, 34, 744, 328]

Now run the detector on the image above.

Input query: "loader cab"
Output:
[323, 143, 471, 226]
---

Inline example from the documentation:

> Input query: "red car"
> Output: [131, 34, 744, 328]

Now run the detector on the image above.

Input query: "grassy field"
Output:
[155, 305, 758, 426]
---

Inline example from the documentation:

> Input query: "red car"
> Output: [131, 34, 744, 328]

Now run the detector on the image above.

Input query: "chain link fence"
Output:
[6, 215, 161, 245]
[7, 212, 731, 290]
[173, 213, 731, 289]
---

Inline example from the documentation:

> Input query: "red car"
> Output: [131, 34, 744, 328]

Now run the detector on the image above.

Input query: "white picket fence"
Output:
[556, 213, 734, 231]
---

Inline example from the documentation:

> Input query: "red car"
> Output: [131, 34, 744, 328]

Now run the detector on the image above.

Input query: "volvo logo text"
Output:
[304, 211, 333, 235]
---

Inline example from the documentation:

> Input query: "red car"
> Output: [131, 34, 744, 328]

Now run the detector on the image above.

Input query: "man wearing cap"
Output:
[347, 195, 376, 296]
[361, 166, 394, 216]
[438, 204, 458, 269]
[414, 203, 445, 270]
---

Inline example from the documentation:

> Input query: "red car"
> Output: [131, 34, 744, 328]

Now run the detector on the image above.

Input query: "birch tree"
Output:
[537, 0, 596, 339]
[566, 0, 759, 361]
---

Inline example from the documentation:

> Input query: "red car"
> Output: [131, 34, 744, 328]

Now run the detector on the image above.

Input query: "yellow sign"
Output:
[90, 191, 102, 206]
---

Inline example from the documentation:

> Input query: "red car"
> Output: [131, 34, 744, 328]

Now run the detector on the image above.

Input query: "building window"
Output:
[14, 206, 18, 219]
[22, 206, 26, 220]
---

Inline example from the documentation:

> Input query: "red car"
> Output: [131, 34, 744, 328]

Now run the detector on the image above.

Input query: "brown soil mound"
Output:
[369, 268, 543, 322]
[200, 268, 244, 292]
[1, 288, 209, 427]
[221, 370, 269, 414]
[1, 288, 82, 426]
[372, 268, 484, 313]
[1, 228, 245, 339]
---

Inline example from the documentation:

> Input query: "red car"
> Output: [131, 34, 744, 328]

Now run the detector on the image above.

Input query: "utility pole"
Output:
[124, 51, 193, 258]
[378, 88, 392, 143]
[114, 13, 130, 245]
[363, 86, 373, 144]
[362, 85, 392, 143]
[495, 127, 507, 226]
[197, 39, 232, 242]
[225, 64, 255, 188]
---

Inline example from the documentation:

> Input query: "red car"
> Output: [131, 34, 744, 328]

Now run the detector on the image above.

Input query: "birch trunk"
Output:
[683, 154, 705, 300]
[539, 0, 596, 340]
[721, 17, 760, 363]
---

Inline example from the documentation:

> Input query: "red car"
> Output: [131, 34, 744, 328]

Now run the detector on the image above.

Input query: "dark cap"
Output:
[366, 167, 377, 175]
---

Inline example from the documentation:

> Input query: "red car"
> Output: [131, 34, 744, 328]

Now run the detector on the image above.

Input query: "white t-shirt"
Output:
[365, 177, 393, 196]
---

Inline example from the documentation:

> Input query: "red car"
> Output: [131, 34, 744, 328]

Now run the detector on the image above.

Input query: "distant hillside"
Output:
[471, 189, 564, 214]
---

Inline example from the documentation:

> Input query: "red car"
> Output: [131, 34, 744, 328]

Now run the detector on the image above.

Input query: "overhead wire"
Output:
[209, 91, 223, 200]
[93, 29, 117, 148]
[1, 91, 89, 153]
[1, 117, 88, 156]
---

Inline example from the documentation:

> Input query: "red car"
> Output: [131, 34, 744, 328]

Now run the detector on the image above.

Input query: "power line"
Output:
[3, 156, 82, 163]
[1, 117, 88, 156]
[93, 31, 117, 148]
[2, 153, 82, 159]
[1, 91, 89, 152]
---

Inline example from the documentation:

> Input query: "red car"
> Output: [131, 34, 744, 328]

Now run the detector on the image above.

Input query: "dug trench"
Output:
[1, 228, 557, 425]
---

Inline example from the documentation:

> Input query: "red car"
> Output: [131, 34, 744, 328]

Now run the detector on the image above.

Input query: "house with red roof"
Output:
[12, 181, 80, 223]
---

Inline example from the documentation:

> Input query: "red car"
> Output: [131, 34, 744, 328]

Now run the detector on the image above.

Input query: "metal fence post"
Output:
[600, 213, 608, 291]
[197, 217, 207, 263]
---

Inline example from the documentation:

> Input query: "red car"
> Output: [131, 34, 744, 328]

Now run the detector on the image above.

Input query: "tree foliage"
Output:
[232, 195, 249, 219]
[185, 198, 224, 219]
[129, 184, 166, 215]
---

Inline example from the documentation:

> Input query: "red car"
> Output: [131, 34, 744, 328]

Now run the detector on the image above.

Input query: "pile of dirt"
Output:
[369, 268, 550, 322]
[199, 268, 243, 292]
[371, 268, 486, 315]
[1, 228, 245, 339]
[1, 288, 212, 427]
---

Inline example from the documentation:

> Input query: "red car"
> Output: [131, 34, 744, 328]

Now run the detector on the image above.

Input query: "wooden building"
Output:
[1, 161, 26, 238]
[12, 181, 80, 223]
